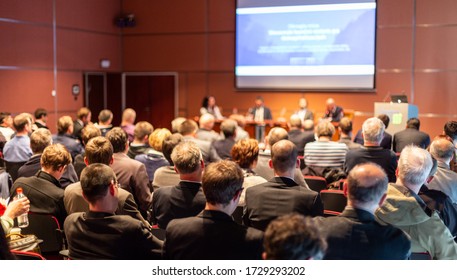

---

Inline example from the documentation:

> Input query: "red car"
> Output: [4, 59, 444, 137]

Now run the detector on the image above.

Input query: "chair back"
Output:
[11, 249, 46, 260]
[304, 176, 328, 192]
[320, 189, 347, 216]
[4, 161, 26, 182]
[232, 205, 243, 225]
[21, 213, 64, 256]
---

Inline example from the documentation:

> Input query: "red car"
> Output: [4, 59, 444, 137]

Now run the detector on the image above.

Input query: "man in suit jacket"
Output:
[195, 113, 220, 143]
[178, 120, 221, 164]
[315, 163, 411, 259]
[244, 140, 323, 231]
[11, 143, 71, 226]
[288, 115, 315, 156]
[152, 133, 183, 189]
[106, 128, 152, 218]
[164, 160, 264, 260]
[64, 164, 162, 260]
[393, 117, 430, 153]
[212, 119, 237, 160]
[354, 114, 392, 150]
[152, 141, 206, 229]
[64, 136, 149, 226]
[323, 98, 344, 122]
[248, 96, 273, 121]
[72, 107, 91, 143]
[295, 97, 314, 122]
[52, 116, 84, 161]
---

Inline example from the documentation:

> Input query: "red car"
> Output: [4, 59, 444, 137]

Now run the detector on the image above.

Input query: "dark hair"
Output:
[0, 112, 11, 125]
[85, 136, 113, 165]
[444, 121, 457, 141]
[271, 140, 297, 173]
[377, 114, 390, 129]
[106, 127, 128, 153]
[98, 109, 113, 123]
[80, 163, 116, 204]
[202, 160, 243, 205]
[264, 214, 327, 260]
[406, 118, 420, 130]
[34, 108, 47, 119]
[162, 133, 184, 165]
[201, 96, 209, 108]
[339, 117, 353, 134]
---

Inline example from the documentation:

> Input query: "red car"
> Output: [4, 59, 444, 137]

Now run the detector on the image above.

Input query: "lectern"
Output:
[374, 102, 418, 136]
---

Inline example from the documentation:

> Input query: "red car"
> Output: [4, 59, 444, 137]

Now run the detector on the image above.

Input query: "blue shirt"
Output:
[3, 135, 32, 162]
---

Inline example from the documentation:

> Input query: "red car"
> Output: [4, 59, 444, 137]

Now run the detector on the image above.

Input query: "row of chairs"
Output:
[304, 176, 347, 216]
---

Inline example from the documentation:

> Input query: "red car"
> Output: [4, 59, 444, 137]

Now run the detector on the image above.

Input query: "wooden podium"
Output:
[374, 102, 418, 136]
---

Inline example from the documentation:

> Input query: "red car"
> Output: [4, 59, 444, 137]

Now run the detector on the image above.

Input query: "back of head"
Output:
[149, 128, 172, 151]
[398, 145, 433, 187]
[171, 141, 202, 174]
[231, 138, 259, 169]
[40, 143, 72, 171]
[338, 117, 353, 134]
[430, 138, 455, 161]
[171, 117, 186, 133]
[264, 213, 326, 260]
[362, 117, 385, 143]
[377, 114, 390, 129]
[201, 96, 209, 108]
[220, 119, 237, 138]
[85, 136, 113, 165]
[202, 160, 243, 205]
[162, 133, 184, 165]
[229, 114, 246, 127]
[178, 119, 198, 136]
[0, 112, 11, 126]
[267, 127, 288, 147]
[13, 113, 31, 132]
[444, 121, 457, 142]
[316, 121, 335, 138]
[347, 163, 388, 205]
[303, 119, 314, 131]
[98, 109, 113, 124]
[57, 116, 73, 134]
[30, 128, 52, 154]
[271, 140, 298, 173]
[77, 107, 91, 120]
[106, 127, 128, 153]
[134, 121, 154, 141]
[81, 124, 101, 145]
[406, 118, 420, 130]
[122, 108, 136, 123]
[34, 108, 47, 120]
[80, 163, 116, 204]
[289, 115, 302, 129]
[199, 113, 215, 129]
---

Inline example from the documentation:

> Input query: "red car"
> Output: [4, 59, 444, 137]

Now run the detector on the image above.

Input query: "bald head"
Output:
[299, 98, 308, 109]
[267, 127, 288, 147]
[326, 98, 335, 111]
[199, 113, 215, 130]
[430, 138, 455, 162]
[122, 108, 136, 124]
[271, 140, 298, 174]
[347, 163, 388, 207]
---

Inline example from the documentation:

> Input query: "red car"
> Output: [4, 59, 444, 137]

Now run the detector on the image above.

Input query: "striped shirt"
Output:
[304, 141, 348, 168]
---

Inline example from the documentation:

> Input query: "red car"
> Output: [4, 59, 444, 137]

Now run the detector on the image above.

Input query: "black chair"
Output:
[231, 205, 243, 225]
[320, 189, 347, 216]
[4, 160, 26, 182]
[11, 249, 46, 260]
[21, 213, 65, 259]
[304, 176, 328, 193]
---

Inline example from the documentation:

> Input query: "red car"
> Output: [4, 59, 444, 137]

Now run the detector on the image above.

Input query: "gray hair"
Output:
[362, 117, 385, 143]
[398, 145, 433, 186]
[171, 141, 203, 174]
[220, 119, 237, 138]
[315, 121, 335, 138]
[430, 138, 455, 160]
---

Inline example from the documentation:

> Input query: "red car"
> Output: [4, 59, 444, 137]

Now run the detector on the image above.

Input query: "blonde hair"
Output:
[148, 128, 172, 151]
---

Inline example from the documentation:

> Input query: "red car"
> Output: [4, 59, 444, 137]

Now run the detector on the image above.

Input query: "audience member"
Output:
[135, 128, 171, 182]
[243, 140, 323, 231]
[120, 108, 136, 143]
[127, 121, 153, 159]
[64, 163, 162, 259]
[393, 117, 431, 153]
[200, 96, 224, 120]
[231, 139, 267, 205]
[263, 213, 326, 260]
[344, 117, 397, 182]
[106, 128, 152, 219]
[338, 117, 362, 150]
[211, 119, 237, 159]
[73, 124, 101, 178]
[95, 109, 113, 136]
[152, 141, 206, 229]
[11, 144, 71, 225]
[323, 98, 344, 122]
[1, 195, 30, 234]
[247, 96, 272, 121]
[354, 114, 392, 150]
[73, 107, 92, 142]
[178, 119, 221, 164]
[64, 136, 148, 226]
[288, 114, 315, 156]
[152, 133, 183, 189]
[443, 120, 457, 173]
[18, 128, 78, 188]
[33, 108, 48, 130]
[171, 117, 186, 134]
[229, 114, 250, 141]
[0, 112, 14, 141]
[315, 163, 411, 259]
[196, 113, 220, 143]
[52, 115, 84, 161]
[295, 97, 314, 122]
[164, 160, 264, 260]
[375, 145, 457, 259]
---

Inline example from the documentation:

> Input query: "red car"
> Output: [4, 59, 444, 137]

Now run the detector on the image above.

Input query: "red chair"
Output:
[11, 250, 46, 260]
[320, 189, 347, 216]
[304, 176, 328, 192]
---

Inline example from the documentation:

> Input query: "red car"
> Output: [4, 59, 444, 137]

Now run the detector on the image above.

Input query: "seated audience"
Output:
[263, 213, 326, 260]
[164, 160, 264, 260]
[10, 144, 71, 225]
[288, 114, 315, 156]
[94, 109, 113, 136]
[443, 121, 457, 173]
[152, 133, 183, 189]
[135, 128, 171, 182]
[0, 112, 15, 141]
[344, 117, 397, 182]
[393, 117, 431, 153]
[229, 114, 250, 142]
[375, 145, 457, 259]
[73, 124, 101, 178]
[73, 107, 92, 142]
[354, 114, 392, 150]
[211, 119, 237, 160]
[120, 108, 136, 143]
[152, 141, 206, 229]
[52, 116, 84, 161]
[231, 139, 267, 206]
[338, 117, 362, 150]
[127, 121, 153, 159]
[179, 119, 221, 164]
[171, 117, 186, 134]
[243, 140, 323, 231]
[315, 163, 411, 259]
[196, 113, 220, 143]
[64, 164, 162, 259]
[18, 128, 78, 188]
[33, 108, 48, 130]
[64, 136, 148, 226]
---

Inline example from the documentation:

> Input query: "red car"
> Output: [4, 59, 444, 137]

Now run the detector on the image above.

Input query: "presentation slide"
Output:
[236, 0, 376, 90]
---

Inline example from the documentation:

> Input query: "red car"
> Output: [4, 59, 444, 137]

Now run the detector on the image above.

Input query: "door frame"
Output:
[84, 72, 107, 108]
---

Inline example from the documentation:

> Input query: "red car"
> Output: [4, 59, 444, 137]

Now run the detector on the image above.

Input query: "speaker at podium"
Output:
[374, 96, 418, 136]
